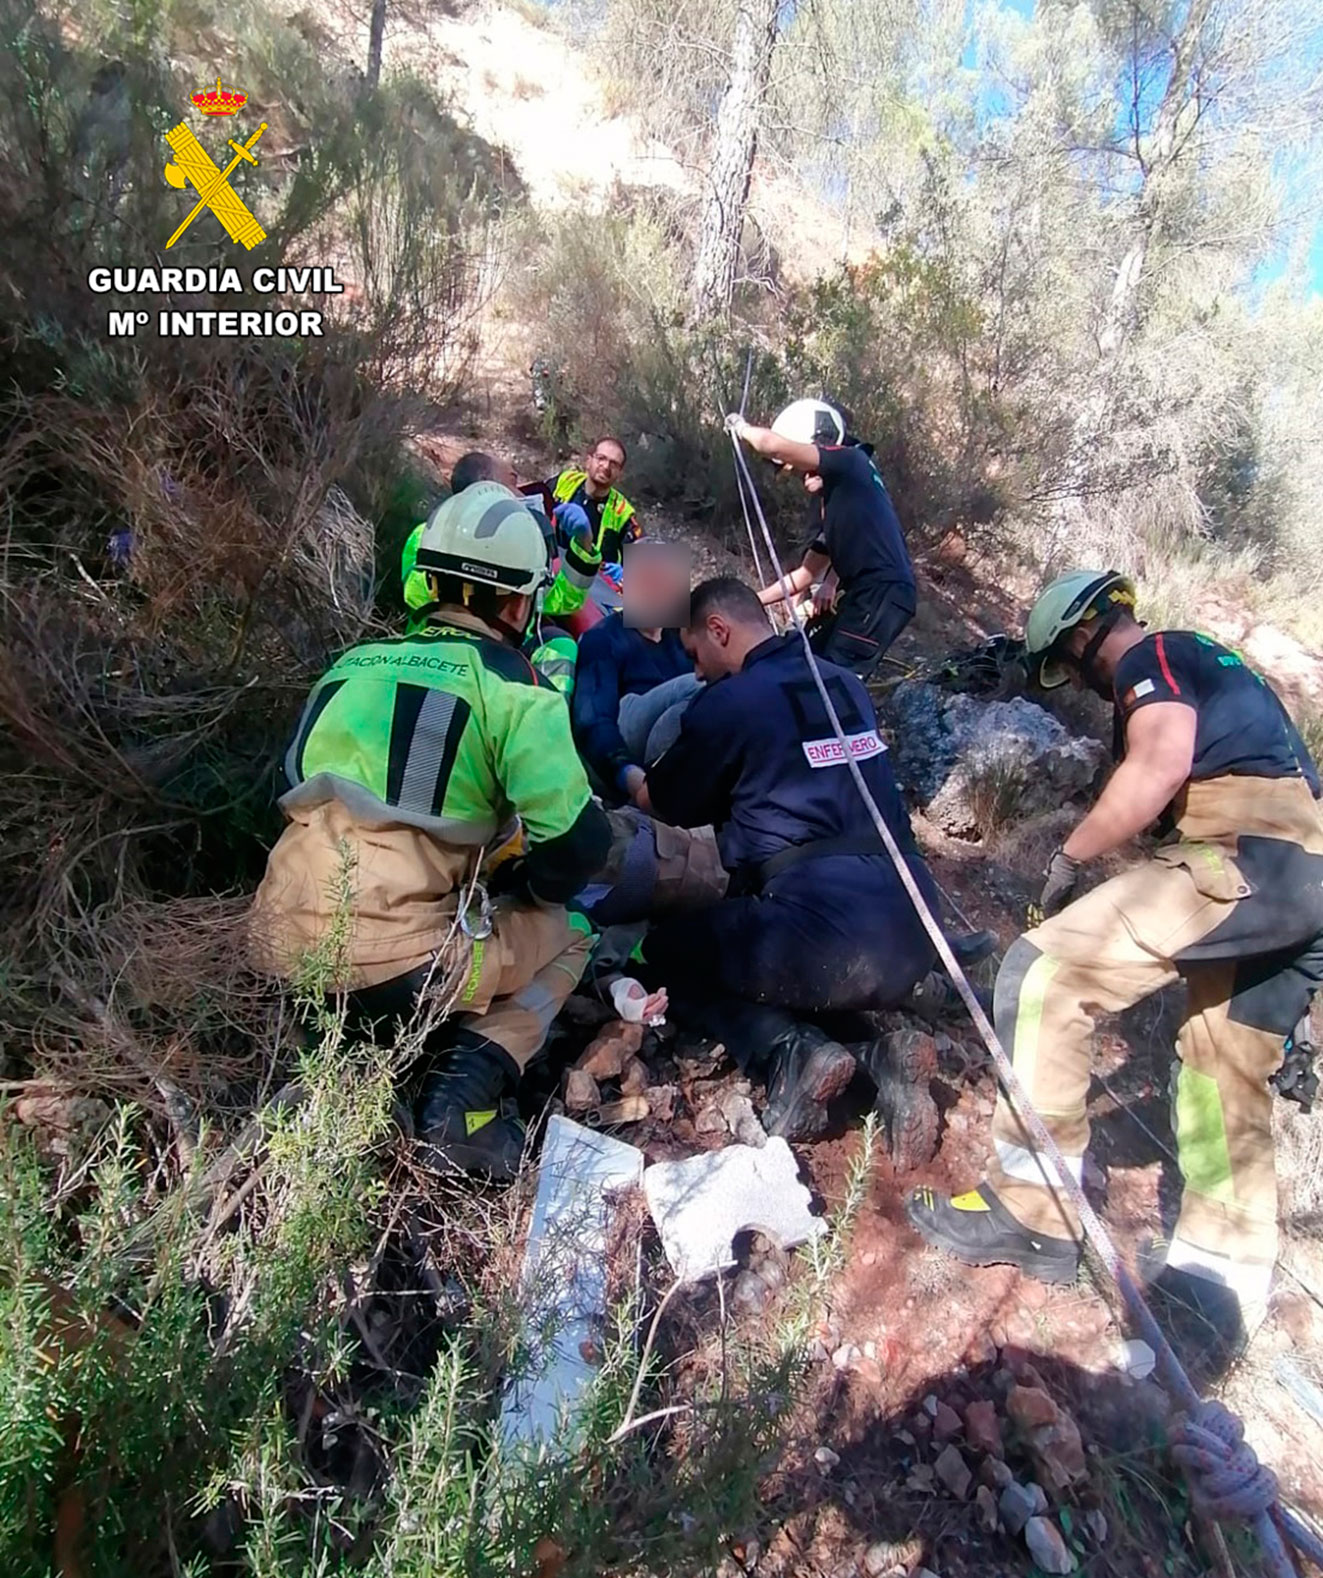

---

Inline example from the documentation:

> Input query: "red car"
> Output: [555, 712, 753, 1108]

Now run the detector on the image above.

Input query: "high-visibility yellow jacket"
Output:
[550, 471, 640, 564]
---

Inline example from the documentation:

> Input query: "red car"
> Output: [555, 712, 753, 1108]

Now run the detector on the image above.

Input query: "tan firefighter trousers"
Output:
[987, 776, 1323, 1292]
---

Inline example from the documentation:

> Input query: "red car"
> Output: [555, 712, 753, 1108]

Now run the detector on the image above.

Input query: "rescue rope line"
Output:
[732, 360, 768, 590]
[726, 428, 1323, 1578]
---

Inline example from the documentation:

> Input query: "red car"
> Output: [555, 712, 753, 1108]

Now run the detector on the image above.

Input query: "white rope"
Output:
[726, 428, 1320, 1578]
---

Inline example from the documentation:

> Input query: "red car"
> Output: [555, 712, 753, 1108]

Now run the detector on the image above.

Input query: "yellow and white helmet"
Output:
[414, 482, 550, 597]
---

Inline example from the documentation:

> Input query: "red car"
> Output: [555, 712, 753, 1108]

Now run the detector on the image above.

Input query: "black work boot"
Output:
[906, 1182, 1081, 1284]
[762, 1022, 858, 1142]
[859, 1029, 939, 1171]
[414, 1032, 526, 1181]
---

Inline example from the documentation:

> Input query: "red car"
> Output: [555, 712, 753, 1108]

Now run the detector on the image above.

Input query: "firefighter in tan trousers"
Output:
[250, 483, 618, 1180]
[909, 570, 1323, 1363]
[252, 482, 723, 1180]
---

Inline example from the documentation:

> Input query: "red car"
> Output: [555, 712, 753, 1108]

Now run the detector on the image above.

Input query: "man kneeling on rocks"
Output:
[630, 576, 945, 1163]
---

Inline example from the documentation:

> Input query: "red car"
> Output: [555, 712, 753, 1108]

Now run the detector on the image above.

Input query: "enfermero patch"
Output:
[802, 730, 886, 768]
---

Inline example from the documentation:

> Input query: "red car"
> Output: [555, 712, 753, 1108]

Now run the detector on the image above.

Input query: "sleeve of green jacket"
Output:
[542, 532, 601, 617]
[490, 683, 609, 902]
[400, 522, 430, 613]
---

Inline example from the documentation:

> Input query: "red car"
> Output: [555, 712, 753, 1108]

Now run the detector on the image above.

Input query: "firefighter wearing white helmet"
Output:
[726, 400, 916, 679]
[251, 480, 611, 1181]
[908, 568, 1323, 1378]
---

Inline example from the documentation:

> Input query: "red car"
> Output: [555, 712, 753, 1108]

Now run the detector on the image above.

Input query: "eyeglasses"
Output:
[592, 452, 624, 471]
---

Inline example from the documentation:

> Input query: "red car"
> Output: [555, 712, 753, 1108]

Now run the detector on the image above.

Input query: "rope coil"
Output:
[726, 422, 1323, 1578]
[1171, 1402, 1280, 1520]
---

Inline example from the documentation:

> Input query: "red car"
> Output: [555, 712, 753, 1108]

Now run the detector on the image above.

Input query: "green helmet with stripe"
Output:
[1025, 570, 1136, 688]
[414, 482, 550, 597]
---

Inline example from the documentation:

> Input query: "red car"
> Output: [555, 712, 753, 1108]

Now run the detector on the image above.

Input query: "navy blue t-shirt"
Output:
[1113, 631, 1319, 792]
[808, 445, 915, 592]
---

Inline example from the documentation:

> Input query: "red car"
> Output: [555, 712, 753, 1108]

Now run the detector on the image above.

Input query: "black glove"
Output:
[486, 858, 531, 903]
[1029, 849, 1083, 925]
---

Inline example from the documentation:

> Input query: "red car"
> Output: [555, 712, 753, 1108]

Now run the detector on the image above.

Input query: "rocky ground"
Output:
[385, 418, 1323, 1574]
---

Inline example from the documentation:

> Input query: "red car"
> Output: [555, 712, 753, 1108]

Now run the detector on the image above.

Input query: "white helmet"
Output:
[414, 482, 550, 597]
[770, 398, 846, 449]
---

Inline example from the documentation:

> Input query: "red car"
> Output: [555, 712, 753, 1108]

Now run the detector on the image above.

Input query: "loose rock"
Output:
[1028, 1410, 1087, 1494]
[563, 1069, 600, 1113]
[932, 1401, 963, 1442]
[974, 1483, 1000, 1532]
[1085, 1509, 1108, 1546]
[862, 1540, 922, 1577]
[887, 683, 1107, 839]
[979, 1456, 1014, 1491]
[964, 1398, 1003, 1456]
[1007, 1384, 1059, 1430]
[1026, 1482, 1049, 1516]
[576, 1020, 645, 1080]
[620, 1057, 650, 1095]
[813, 1445, 840, 1473]
[694, 1102, 727, 1136]
[648, 1084, 678, 1122]
[998, 1481, 1037, 1535]
[1024, 1515, 1075, 1574]
[933, 1443, 972, 1500]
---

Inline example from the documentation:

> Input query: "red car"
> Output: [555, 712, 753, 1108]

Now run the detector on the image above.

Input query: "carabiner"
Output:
[459, 879, 493, 941]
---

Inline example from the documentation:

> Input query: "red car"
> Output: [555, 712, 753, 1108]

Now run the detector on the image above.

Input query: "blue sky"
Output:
[962, 0, 1322, 296]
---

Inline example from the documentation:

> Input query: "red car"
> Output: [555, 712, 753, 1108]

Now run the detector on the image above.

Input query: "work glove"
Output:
[1028, 849, 1083, 927]
[600, 561, 624, 594]
[552, 500, 592, 544]
[724, 411, 747, 437]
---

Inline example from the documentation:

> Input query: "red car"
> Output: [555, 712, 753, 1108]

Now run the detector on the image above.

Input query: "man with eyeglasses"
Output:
[543, 436, 641, 610]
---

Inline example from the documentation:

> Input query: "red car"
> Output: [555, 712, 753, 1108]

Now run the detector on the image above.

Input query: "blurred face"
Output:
[494, 456, 519, 491]
[623, 542, 690, 629]
[682, 614, 740, 682]
[586, 440, 626, 492]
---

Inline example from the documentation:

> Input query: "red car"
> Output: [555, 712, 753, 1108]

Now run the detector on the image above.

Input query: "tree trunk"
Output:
[689, 0, 780, 322]
[1096, 0, 1215, 359]
[367, 0, 387, 87]
[1049, 0, 1216, 540]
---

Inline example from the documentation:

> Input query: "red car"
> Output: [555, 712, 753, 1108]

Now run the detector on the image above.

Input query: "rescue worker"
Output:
[399, 452, 596, 695]
[250, 482, 612, 1179]
[634, 577, 942, 1160]
[908, 570, 1323, 1365]
[727, 401, 916, 681]
[540, 436, 640, 617]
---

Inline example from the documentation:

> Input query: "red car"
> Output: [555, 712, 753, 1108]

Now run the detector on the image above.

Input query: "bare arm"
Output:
[733, 420, 821, 474]
[1062, 703, 1197, 863]
[759, 549, 830, 607]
